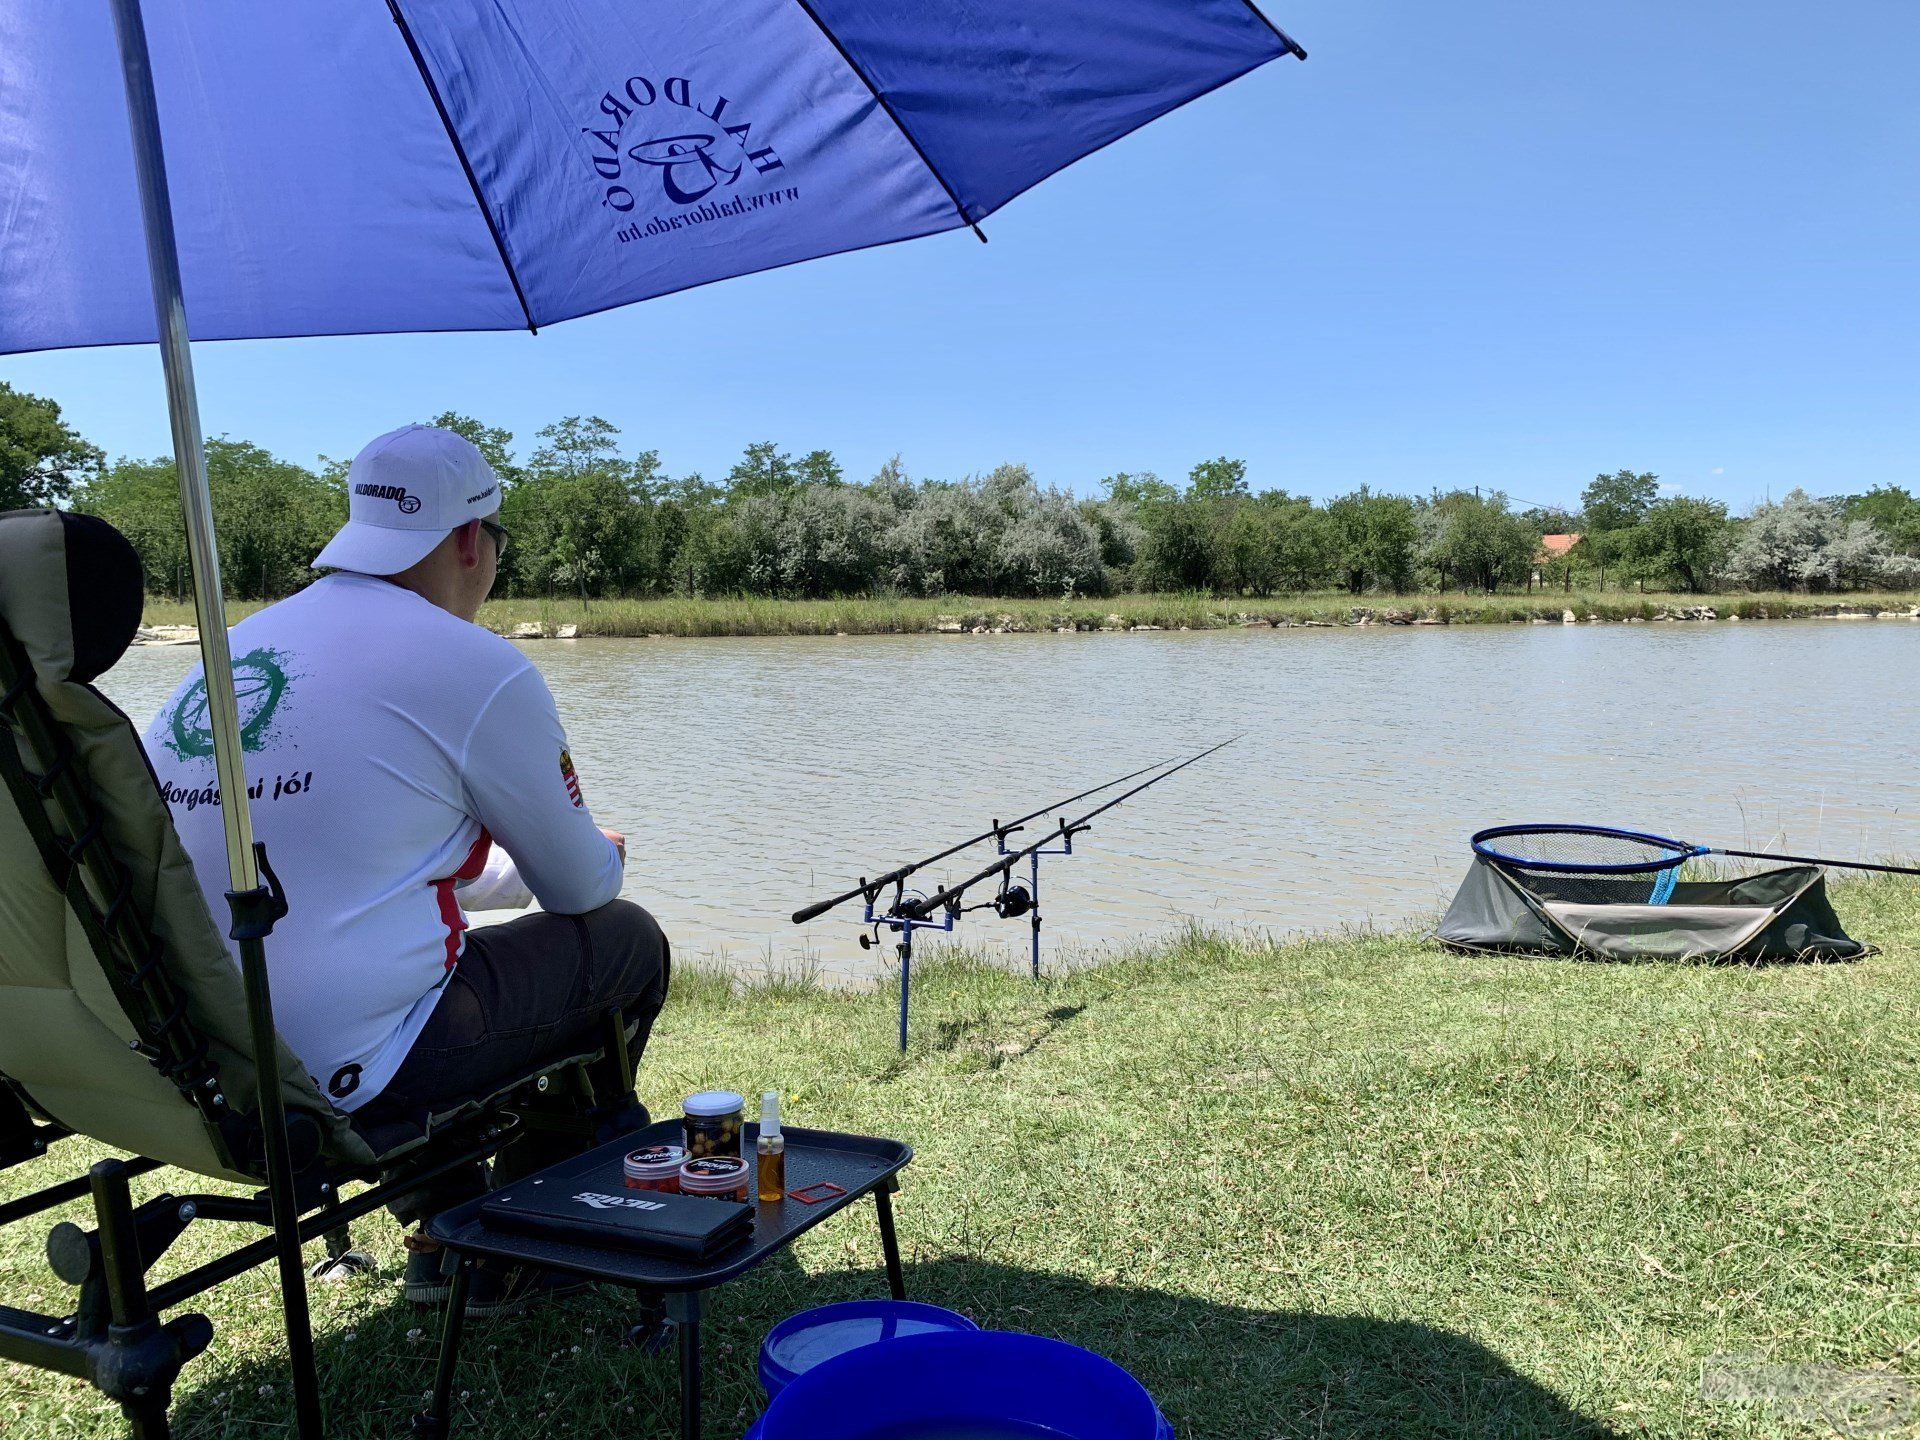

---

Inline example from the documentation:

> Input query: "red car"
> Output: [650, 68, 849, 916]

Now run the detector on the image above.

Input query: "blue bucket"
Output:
[754, 1330, 1173, 1440]
[758, 1299, 979, 1398]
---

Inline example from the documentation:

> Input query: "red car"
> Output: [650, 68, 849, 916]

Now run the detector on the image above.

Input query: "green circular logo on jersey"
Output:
[163, 647, 293, 760]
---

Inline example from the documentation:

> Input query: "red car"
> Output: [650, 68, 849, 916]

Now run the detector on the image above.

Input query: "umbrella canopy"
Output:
[0, 0, 1301, 354]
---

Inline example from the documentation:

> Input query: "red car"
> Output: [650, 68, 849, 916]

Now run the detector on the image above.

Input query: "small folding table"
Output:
[414, 1120, 912, 1440]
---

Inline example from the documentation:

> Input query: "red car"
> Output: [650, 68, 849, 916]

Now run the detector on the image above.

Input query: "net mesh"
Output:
[1474, 826, 1691, 906]
[1478, 827, 1688, 873]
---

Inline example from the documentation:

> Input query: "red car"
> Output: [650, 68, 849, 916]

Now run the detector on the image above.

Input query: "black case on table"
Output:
[479, 1156, 753, 1260]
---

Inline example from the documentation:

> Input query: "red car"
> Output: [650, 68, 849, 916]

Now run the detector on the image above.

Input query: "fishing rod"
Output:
[789, 754, 1178, 925]
[794, 737, 1237, 1050]
[896, 736, 1240, 922]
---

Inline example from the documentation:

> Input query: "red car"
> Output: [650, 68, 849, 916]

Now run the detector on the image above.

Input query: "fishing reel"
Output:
[991, 881, 1033, 919]
[858, 882, 956, 949]
[954, 871, 1033, 919]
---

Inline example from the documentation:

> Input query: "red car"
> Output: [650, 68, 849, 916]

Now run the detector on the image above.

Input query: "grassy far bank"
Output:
[140, 588, 1920, 639]
[6, 880, 1920, 1438]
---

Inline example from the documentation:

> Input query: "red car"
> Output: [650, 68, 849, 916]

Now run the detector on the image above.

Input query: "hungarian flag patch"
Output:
[559, 749, 584, 808]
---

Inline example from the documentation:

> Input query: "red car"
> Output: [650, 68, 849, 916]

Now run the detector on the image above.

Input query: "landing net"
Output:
[1471, 824, 1696, 905]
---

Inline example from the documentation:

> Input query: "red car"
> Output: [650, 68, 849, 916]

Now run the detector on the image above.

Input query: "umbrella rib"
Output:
[785, 0, 988, 244]
[385, 0, 538, 333]
[1239, 2, 1310, 59]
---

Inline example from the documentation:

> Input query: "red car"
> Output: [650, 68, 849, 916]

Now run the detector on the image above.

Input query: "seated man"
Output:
[146, 424, 668, 1315]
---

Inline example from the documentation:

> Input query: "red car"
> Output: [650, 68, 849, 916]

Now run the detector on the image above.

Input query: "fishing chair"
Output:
[0, 509, 648, 1440]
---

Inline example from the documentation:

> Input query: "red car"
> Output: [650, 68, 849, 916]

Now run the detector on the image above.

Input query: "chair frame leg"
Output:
[88, 1159, 208, 1440]
[122, 1403, 172, 1440]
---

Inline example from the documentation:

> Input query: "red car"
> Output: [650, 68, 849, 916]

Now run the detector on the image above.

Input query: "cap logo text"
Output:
[355, 482, 421, 514]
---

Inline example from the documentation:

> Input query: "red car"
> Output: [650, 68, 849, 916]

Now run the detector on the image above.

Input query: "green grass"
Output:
[7, 880, 1920, 1437]
[139, 589, 1920, 639]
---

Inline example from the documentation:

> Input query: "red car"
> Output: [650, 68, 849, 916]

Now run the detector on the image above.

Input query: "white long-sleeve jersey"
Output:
[145, 572, 623, 1110]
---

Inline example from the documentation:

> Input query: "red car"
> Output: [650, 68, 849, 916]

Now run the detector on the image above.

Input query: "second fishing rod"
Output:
[893, 737, 1240, 923]
[789, 754, 1177, 925]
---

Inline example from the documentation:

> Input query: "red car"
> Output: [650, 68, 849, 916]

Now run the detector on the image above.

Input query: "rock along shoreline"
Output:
[134, 601, 1920, 647]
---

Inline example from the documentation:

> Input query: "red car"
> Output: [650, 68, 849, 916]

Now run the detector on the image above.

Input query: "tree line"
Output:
[4, 382, 1918, 602]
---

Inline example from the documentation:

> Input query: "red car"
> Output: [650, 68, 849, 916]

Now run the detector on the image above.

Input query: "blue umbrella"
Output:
[0, 4, 1302, 1433]
[3, 1, 1302, 350]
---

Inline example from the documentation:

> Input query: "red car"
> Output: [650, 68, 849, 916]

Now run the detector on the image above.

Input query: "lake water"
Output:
[103, 621, 1920, 980]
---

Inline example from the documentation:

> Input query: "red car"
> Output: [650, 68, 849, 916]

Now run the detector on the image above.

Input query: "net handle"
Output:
[1472, 825, 1920, 881]
[1708, 846, 1920, 879]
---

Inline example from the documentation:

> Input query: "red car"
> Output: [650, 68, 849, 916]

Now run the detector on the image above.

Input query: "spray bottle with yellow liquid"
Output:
[756, 1090, 787, 1202]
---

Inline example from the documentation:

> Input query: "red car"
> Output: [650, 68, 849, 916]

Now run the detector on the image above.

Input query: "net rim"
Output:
[1471, 823, 1699, 875]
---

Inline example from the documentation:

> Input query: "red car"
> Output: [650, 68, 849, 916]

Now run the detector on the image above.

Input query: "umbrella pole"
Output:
[107, 5, 323, 1439]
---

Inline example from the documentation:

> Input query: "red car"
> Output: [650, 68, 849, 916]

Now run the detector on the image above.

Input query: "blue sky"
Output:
[5, 0, 1916, 512]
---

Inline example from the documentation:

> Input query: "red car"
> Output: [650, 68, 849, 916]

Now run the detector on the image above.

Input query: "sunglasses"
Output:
[478, 518, 508, 558]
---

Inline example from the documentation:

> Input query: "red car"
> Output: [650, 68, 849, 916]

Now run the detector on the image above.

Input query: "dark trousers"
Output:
[368, 898, 670, 1223]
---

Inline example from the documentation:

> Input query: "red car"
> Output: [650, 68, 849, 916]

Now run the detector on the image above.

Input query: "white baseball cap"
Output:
[311, 425, 503, 576]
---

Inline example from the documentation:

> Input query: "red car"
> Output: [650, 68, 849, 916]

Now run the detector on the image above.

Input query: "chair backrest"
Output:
[0, 509, 368, 1181]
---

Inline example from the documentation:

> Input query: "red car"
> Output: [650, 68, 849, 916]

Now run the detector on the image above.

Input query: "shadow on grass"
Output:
[927, 1001, 1088, 1062]
[164, 1244, 1610, 1440]
[891, 1258, 1612, 1440]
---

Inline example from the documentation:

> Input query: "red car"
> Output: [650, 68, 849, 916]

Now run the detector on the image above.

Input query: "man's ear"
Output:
[453, 518, 484, 568]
